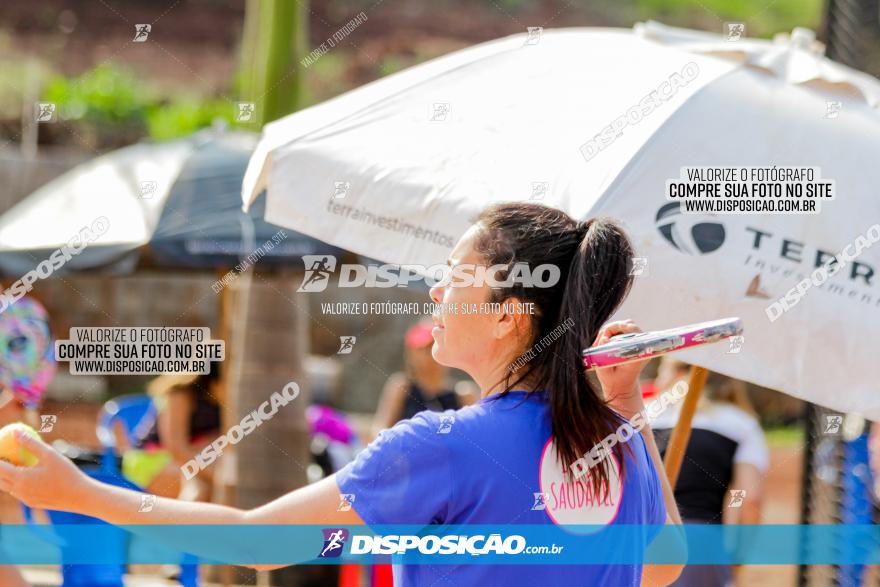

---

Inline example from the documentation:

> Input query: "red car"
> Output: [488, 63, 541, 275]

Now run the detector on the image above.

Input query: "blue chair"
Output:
[94, 394, 199, 586]
[24, 468, 201, 587]
[22, 468, 165, 586]
[95, 394, 157, 473]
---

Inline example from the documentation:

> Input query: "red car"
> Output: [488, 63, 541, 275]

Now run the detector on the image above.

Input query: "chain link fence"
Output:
[798, 404, 877, 586]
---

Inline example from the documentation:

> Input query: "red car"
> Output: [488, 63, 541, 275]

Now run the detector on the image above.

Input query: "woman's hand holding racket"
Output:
[592, 320, 649, 419]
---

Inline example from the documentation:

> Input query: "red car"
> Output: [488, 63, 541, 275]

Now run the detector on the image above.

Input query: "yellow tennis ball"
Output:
[0, 422, 41, 467]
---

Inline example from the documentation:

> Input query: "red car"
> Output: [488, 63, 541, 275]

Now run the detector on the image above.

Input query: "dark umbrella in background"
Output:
[0, 127, 338, 276]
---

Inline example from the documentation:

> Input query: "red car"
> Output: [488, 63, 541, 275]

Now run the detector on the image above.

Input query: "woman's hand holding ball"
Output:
[0, 422, 87, 511]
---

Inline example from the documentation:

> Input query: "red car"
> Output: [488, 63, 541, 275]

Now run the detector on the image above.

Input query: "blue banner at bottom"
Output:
[0, 524, 876, 565]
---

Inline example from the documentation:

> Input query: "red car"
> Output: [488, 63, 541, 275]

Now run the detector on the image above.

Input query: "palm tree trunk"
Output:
[223, 270, 312, 586]
[237, 0, 308, 126]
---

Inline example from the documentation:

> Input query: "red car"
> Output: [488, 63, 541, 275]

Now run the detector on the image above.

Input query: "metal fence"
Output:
[800, 2, 879, 583]
[798, 403, 877, 586]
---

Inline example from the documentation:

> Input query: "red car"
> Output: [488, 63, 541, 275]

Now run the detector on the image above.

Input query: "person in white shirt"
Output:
[651, 357, 769, 587]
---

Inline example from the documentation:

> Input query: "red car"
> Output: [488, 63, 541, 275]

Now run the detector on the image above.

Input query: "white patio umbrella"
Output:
[243, 22, 880, 420]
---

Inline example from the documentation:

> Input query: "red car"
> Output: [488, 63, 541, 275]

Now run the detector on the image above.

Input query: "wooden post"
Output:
[663, 365, 709, 488]
[215, 269, 235, 587]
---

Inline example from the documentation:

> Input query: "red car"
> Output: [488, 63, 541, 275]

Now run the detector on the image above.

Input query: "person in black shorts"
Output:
[118, 365, 222, 500]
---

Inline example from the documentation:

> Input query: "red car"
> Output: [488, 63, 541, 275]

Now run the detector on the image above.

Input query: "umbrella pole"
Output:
[663, 365, 709, 488]
[215, 268, 235, 587]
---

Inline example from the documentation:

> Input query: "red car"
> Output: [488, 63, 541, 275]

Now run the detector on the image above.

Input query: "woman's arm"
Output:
[592, 320, 685, 586]
[592, 322, 683, 526]
[603, 378, 685, 587]
[725, 462, 765, 586]
[0, 432, 363, 569]
[0, 566, 29, 587]
[724, 462, 764, 525]
[724, 416, 768, 526]
[639, 422, 687, 587]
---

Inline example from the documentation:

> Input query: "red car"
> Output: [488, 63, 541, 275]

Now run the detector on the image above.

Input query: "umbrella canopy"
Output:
[0, 128, 337, 275]
[243, 23, 880, 418]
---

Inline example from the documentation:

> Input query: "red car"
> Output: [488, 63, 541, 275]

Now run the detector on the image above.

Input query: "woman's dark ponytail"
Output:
[474, 203, 636, 498]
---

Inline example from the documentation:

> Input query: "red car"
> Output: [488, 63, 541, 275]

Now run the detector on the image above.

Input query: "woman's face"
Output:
[429, 225, 529, 384]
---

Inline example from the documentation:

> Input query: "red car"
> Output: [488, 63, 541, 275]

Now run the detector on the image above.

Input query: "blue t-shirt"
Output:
[337, 390, 666, 586]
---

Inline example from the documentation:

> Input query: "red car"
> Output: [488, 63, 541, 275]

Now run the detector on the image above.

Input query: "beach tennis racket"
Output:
[582, 317, 743, 370]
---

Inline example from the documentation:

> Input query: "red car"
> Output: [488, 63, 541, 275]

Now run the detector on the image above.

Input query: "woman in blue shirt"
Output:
[0, 202, 683, 585]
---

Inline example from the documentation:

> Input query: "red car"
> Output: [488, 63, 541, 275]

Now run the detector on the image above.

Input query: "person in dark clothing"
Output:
[652, 357, 768, 587]
[371, 320, 475, 440]
[119, 365, 222, 500]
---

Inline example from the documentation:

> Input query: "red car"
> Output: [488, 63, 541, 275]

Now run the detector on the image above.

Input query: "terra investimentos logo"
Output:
[654, 202, 879, 319]
[655, 202, 726, 255]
